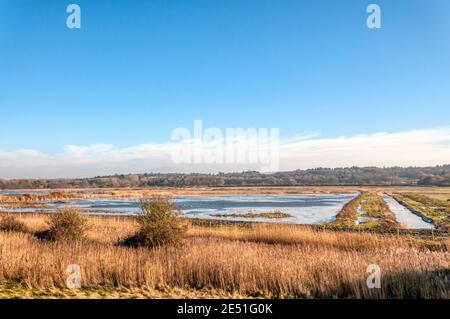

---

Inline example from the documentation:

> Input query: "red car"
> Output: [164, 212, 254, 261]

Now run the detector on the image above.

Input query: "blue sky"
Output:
[1, 0, 450, 177]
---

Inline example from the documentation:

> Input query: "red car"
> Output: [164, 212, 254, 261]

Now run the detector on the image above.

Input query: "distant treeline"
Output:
[1, 166, 450, 189]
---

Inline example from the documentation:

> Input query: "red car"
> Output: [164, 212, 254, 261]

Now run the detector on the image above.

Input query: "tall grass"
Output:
[0, 215, 29, 233]
[0, 232, 448, 298]
[0, 214, 448, 298]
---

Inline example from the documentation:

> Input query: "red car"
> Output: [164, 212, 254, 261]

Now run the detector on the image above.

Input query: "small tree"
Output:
[45, 208, 89, 242]
[123, 196, 188, 248]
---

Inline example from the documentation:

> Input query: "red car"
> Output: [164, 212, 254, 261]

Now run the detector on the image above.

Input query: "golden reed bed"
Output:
[0, 213, 449, 298]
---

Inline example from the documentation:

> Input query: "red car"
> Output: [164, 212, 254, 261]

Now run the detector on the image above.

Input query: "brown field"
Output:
[0, 212, 449, 299]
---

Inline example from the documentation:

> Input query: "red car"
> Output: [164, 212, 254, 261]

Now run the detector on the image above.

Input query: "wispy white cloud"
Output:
[1, 127, 450, 178]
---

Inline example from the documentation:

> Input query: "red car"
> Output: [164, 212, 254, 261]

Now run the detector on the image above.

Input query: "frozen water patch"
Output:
[2, 193, 358, 225]
[175, 193, 358, 224]
[383, 195, 434, 229]
[354, 203, 379, 225]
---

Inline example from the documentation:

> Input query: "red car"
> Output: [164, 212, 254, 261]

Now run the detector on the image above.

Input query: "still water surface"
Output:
[2, 193, 358, 225]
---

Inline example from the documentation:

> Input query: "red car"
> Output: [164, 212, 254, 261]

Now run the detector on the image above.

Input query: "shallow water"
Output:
[178, 194, 358, 224]
[1, 193, 358, 225]
[383, 195, 434, 229]
[355, 203, 380, 225]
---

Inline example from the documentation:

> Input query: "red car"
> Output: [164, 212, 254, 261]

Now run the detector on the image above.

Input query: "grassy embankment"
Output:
[0, 213, 449, 299]
[330, 192, 400, 230]
[391, 193, 450, 231]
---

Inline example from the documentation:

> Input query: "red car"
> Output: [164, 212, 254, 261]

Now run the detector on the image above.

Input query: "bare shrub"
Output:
[122, 196, 189, 248]
[0, 215, 29, 233]
[40, 208, 89, 242]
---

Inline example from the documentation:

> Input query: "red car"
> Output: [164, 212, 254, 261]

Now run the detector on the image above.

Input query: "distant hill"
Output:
[1, 165, 450, 189]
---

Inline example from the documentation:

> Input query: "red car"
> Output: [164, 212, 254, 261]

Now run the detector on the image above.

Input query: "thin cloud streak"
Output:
[1, 127, 450, 179]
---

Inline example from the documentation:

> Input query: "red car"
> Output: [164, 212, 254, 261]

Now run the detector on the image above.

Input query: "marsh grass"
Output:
[0, 213, 449, 298]
[393, 193, 450, 231]
[331, 192, 362, 227]
[0, 215, 29, 233]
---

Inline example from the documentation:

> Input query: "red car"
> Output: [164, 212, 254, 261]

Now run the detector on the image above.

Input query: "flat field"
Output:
[0, 186, 449, 299]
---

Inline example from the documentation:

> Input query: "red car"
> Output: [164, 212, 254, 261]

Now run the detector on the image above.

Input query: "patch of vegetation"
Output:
[425, 194, 450, 203]
[212, 211, 291, 219]
[37, 208, 89, 242]
[0, 282, 245, 299]
[0, 215, 29, 233]
[355, 220, 382, 230]
[330, 192, 399, 230]
[122, 196, 189, 248]
[0, 213, 449, 299]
